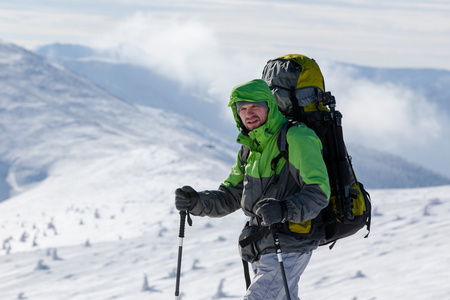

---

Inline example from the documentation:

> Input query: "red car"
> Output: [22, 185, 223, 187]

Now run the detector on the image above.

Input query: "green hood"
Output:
[228, 79, 287, 150]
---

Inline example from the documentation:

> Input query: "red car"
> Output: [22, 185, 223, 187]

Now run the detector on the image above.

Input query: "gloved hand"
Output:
[255, 198, 288, 226]
[175, 186, 199, 211]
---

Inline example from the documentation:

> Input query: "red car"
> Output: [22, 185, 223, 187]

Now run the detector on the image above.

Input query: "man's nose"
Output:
[245, 108, 255, 116]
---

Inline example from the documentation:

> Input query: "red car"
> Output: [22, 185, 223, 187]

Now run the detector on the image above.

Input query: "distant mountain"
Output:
[35, 43, 450, 189]
[0, 41, 235, 203]
[35, 43, 234, 138]
[348, 144, 450, 189]
[34, 43, 97, 60]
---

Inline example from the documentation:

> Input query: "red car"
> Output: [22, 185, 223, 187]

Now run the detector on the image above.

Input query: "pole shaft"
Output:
[175, 211, 187, 298]
[271, 226, 291, 300]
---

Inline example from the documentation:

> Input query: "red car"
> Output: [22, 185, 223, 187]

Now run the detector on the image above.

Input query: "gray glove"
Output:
[255, 198, 288, 226]
[175, 186, 199, 211]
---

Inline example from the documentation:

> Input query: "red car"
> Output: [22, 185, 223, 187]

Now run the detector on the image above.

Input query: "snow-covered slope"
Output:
[1, 41, 450, 300]
[1, 183, 450, 299]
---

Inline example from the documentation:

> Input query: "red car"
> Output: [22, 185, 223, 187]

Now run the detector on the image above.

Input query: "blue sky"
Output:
[2, 0, 450, 70]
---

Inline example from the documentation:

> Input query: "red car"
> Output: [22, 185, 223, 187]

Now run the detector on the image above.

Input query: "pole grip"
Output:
[179, 210, 186, 238]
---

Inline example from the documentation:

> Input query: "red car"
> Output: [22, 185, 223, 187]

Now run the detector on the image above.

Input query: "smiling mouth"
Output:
[246, 119, 259, 126]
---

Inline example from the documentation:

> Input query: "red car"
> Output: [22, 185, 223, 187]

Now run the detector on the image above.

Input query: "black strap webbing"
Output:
[242, 259, 251, 289]
[240, 145, 250, 174]
[239, 226, 269, 248]
[270, 121, 292, 171]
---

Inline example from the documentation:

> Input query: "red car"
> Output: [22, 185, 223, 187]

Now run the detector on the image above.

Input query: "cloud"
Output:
[322, 61, 444, 152]
[92, 12, 265, 102]
[0, 8, 113, 48]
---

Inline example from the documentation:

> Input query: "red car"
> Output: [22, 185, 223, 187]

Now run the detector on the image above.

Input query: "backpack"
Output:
[242, 54, 371, 249]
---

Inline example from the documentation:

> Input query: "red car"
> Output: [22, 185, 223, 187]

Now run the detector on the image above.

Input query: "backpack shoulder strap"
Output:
[240, 145, 250, 174]
[271, 121, 296, 171]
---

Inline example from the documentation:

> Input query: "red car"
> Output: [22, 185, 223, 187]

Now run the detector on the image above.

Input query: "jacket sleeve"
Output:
[284, 124, 331, 223]
[190, 152, 243, 217]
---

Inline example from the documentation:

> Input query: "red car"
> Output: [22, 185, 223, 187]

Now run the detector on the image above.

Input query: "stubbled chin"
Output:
[246, 121, 259, 131]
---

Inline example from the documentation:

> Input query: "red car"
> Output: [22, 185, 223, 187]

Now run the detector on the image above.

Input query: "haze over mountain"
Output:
[35, 43, 450, 189]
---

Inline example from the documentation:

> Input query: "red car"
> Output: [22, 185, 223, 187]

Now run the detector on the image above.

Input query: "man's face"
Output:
[238, 103, 269, 131]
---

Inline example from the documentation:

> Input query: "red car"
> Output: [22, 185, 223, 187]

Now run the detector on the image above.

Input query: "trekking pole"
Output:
[175, 210, 192, 299]
[270, 224, 291, 300]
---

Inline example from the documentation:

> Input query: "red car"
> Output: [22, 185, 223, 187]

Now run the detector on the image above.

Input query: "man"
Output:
[175, 79, 330, 299]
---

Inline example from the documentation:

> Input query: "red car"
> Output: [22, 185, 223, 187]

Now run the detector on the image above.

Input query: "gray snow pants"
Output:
[243, 252, 312, 300]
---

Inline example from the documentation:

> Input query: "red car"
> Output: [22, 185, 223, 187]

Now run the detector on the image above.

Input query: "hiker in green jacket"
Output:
[175, 79, 330, 300]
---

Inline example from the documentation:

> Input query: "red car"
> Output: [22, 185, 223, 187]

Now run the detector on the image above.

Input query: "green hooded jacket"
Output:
[190, 79, 330, 262]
